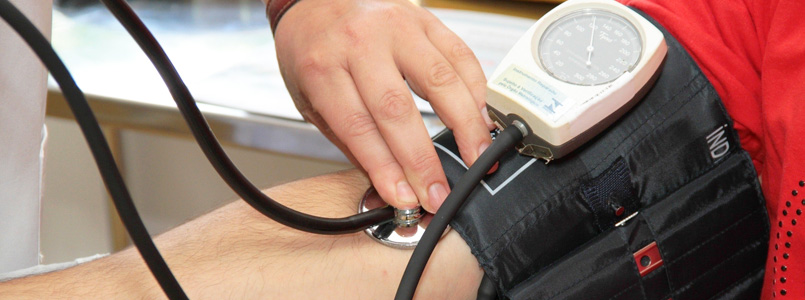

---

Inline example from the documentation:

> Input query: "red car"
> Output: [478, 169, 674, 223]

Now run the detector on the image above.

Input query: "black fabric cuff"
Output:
[433, 8, 768, 299]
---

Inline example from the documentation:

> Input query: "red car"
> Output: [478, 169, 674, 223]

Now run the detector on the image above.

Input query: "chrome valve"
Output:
[394, 207, 423, 227]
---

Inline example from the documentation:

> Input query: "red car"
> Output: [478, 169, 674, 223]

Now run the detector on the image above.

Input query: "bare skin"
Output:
[270, 0, 496, 213]
[0, 170, 483, 299]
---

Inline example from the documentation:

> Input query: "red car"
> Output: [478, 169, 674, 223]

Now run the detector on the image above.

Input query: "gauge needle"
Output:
[586, 17, 596, 66]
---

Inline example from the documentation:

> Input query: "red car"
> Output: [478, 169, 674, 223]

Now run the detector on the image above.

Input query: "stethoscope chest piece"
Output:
[359, 187, 443, 250]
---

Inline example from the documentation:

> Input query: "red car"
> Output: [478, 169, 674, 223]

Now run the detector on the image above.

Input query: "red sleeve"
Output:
[758, 3, 805, 297]
[617, 0, 805, 298]
[617, 0, 766, 170]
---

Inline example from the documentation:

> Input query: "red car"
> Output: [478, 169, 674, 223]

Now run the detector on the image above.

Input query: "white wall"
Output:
[41, 117, 349, 264]
[41, 118, 112, 264]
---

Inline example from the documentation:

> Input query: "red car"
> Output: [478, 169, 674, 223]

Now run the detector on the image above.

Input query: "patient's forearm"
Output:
[0, 170, 482, 299]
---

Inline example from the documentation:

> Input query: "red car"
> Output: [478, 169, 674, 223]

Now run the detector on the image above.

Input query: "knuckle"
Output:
[406, 149, 441, 175]
[446, 112, 483, 133]
[458, 114, 485, 132]
[378, 4, 408, 23]
[470, 81, 488, 102]
[422, 15, 446, 32]
[339, 111, 377, 139]
[450, 42, 476, 61]
[340, 22, 365, 47]
[427, 62, 460, 89]
[376, 90, 415, 122]
[457, 116, 483, 130]
[365, 158, 399, 178]
[296, 52, 335, 78]
[470, 78, 488, 92]
[342, 5, 411, 46]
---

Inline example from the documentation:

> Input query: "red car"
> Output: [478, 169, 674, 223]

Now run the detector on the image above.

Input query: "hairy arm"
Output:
[0, 170, 483, 299]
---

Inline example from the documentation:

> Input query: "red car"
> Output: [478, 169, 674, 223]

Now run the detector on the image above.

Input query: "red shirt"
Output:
[619, 0, 805, 298]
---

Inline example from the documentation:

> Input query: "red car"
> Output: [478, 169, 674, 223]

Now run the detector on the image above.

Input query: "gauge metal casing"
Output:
[486, 0, 667, 160]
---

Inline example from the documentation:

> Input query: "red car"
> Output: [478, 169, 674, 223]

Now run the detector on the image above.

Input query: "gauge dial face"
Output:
[538, 9, 642, 86]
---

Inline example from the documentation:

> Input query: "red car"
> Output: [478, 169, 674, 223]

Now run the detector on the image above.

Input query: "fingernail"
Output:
[487, 161, 499, 175]
[428, 182, 449, 212]
[481, 106, 495, 129]
[396, 181, 418, 208]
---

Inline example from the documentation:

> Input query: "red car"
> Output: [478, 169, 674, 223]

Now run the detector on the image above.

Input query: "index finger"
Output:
[394, 34, 493, 171]
[349, 52, 451, 213]
[422, 13, 495, 129]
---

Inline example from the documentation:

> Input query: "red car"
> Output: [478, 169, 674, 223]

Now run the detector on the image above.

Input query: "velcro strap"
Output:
[582, 158, 640, 231]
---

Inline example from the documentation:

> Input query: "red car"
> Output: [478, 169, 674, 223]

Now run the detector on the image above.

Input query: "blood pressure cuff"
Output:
[433, 9, 769, 300]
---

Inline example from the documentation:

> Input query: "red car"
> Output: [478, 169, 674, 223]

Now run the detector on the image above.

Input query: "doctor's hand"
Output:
[273, 0, 495, 213]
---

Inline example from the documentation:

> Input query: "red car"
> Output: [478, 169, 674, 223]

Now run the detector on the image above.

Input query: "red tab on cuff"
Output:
[634, 241, 664, 277]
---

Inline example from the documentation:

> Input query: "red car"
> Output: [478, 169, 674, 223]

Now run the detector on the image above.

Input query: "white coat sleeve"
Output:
[0, 0, 53, 273]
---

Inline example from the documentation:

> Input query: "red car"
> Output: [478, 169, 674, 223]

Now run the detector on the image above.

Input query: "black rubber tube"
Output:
[97, 0, 394, 235]
[395, 125, 524, 300]
[0, 1, 187, 299]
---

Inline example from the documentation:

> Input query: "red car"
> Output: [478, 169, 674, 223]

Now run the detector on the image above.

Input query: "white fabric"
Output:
[0, 253, 107, 282]
[0, 0, 52, 273]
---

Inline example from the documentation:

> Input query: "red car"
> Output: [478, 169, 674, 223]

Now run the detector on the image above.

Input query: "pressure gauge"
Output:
[486, 0, 667, 161]
[538, 9, 642, 86]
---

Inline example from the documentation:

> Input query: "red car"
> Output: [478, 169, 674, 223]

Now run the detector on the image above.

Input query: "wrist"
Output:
[256, 170, 484, 298]
[266, 0, 302, 34]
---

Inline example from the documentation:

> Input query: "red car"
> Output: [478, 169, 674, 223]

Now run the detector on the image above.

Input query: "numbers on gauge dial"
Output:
[538, 10, 642, 86]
